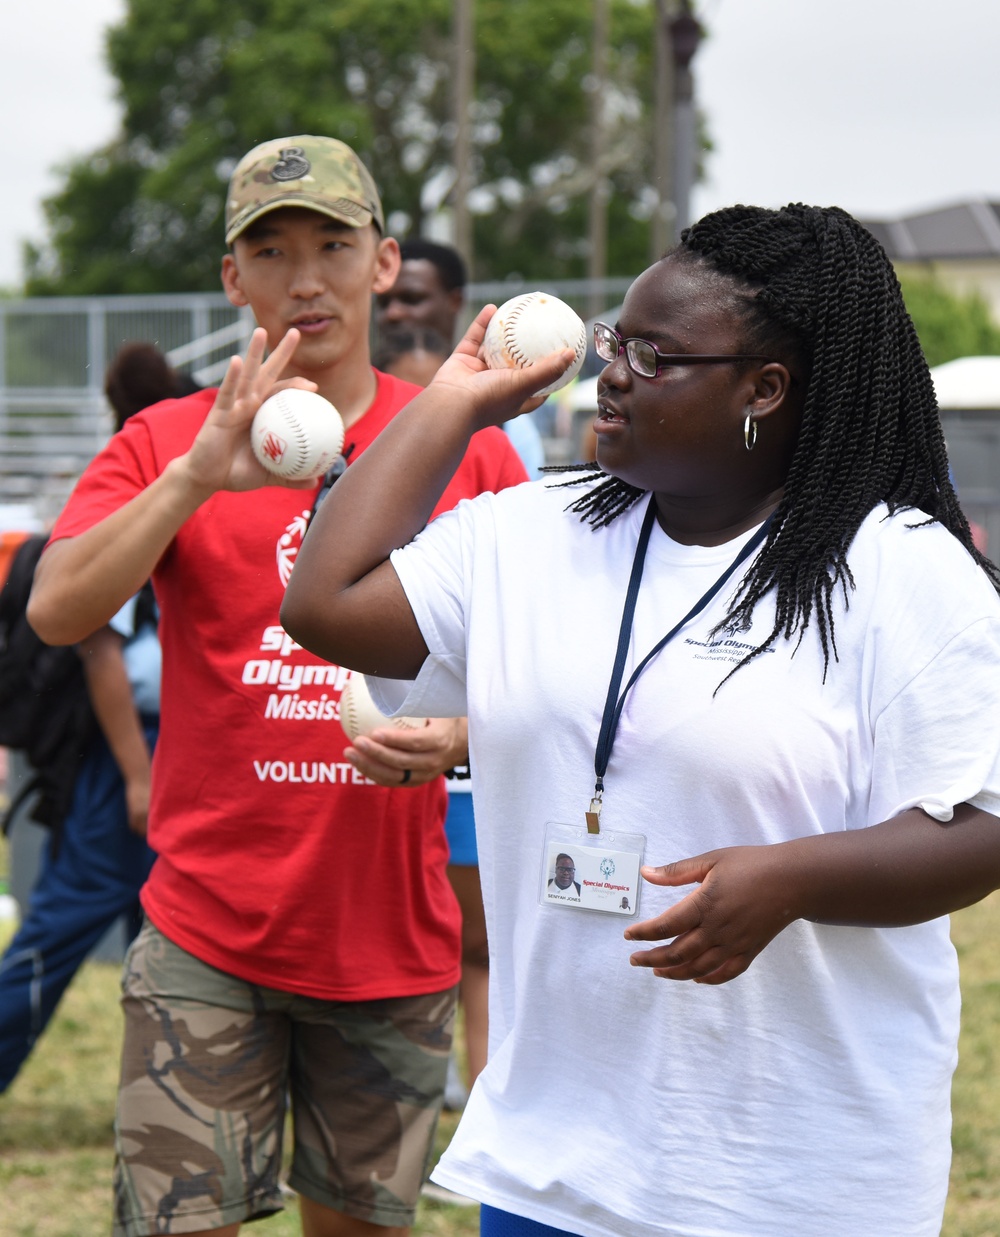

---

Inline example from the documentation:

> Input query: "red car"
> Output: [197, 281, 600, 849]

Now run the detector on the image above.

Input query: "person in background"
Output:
[27, 134, 527, 1237]
[372, 327, 451, 391]
[281, 202, 1000, 1237]
[377, 238, 546, 481]
[375, 238, 466, 343]
[0, 342, 180, 1094]
[104, 341, 202, 419]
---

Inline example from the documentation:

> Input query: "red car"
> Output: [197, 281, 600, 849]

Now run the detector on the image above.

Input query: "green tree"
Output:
[898, 272, 1000, 369]
[25, 0, 659, 294]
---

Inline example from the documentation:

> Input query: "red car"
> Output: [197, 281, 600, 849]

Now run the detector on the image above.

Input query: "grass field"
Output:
[2, 873, 1000, 1235]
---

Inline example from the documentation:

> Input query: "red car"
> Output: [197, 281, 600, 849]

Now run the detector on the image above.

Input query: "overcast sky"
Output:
[3, 0, 999, 290]
[691, 0, 1000, 225]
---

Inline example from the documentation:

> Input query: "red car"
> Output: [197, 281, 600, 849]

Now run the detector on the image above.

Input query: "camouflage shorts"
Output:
[112, 921, 456, 1236]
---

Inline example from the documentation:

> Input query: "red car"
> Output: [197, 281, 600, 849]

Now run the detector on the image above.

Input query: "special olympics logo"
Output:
[276, 509, 311, 587]
[600, 857, 616, 878]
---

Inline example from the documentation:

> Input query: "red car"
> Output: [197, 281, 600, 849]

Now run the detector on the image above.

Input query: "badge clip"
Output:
[585, 782, 603, 834]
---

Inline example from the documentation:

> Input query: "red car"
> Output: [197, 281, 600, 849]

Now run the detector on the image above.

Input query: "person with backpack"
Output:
[0, 343, 188, 1093]
[0, 576, 159, 1092]
[0, 533, 97, 838]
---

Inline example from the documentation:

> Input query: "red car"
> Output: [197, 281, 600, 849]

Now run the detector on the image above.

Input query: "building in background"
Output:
[860, 201, 1000, 321]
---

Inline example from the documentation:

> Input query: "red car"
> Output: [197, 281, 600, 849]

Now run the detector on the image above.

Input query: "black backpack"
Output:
[0, 535, 96, 841]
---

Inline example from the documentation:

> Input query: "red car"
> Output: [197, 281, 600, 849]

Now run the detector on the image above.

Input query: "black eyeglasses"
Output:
[593, 322, 770, 379]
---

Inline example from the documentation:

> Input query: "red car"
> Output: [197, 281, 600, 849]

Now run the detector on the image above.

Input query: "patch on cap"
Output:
[225, 134, 385, 244]
[270, 147, 311, 181]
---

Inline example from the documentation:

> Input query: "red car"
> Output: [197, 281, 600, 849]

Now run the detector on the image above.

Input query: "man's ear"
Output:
[372, 236, 401, 295]
[221, 253, 249, 308]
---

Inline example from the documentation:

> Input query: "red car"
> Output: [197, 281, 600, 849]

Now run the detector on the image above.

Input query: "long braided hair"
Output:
[552, 203, 1000, 675]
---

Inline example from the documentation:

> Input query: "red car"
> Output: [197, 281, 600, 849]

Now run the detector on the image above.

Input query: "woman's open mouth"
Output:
[596, 399, 629, 426]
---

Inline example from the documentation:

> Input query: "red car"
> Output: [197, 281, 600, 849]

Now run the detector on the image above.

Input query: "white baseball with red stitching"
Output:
[251, 388, 345, 480]
[481, 291, 588, 395]
[339, 673, 424, 742]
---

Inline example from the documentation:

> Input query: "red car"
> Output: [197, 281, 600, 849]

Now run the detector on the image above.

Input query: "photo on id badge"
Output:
[541, 829, 642, 916]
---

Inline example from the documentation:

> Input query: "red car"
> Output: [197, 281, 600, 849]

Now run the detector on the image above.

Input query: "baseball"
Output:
[251, 388, 345, 480]
[339, 673, 425, 743]
[481, 291, 588, 396]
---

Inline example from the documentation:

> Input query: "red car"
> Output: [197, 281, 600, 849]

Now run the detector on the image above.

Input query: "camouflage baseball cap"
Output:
[225, 135, 385, 244]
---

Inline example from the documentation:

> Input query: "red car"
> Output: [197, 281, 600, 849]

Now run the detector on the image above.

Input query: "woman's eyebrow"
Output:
[616, 322, 686, 351]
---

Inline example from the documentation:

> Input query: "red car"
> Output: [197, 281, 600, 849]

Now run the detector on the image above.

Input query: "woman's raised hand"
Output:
[429, 305, 578, 426]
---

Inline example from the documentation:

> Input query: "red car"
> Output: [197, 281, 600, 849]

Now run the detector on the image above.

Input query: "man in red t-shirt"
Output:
[28, 135, 527, 1237]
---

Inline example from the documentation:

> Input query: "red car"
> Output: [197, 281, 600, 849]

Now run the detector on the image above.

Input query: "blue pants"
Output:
[0, 724, 157, 1092]
[480, 1204, 581, 1236]
[445, 789, 478, 866]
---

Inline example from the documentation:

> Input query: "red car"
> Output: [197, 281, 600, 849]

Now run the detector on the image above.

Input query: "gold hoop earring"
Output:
[744, 414, 757, 452]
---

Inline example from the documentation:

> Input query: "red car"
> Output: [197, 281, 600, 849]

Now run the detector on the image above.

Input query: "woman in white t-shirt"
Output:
[282, 204, 1000, 1237]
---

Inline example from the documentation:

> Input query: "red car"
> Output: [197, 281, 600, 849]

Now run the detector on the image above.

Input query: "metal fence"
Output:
[0, 278, 632, 528]
[0, 293, 253, 526]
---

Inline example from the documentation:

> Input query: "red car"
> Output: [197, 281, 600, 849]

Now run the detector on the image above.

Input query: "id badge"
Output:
[539, 821, 645, 917]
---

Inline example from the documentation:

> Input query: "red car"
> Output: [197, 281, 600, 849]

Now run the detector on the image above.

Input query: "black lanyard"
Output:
[587, 495, 772, 832]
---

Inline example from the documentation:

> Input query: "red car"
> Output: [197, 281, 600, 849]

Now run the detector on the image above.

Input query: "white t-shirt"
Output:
[373, 478, 1000, 1237]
